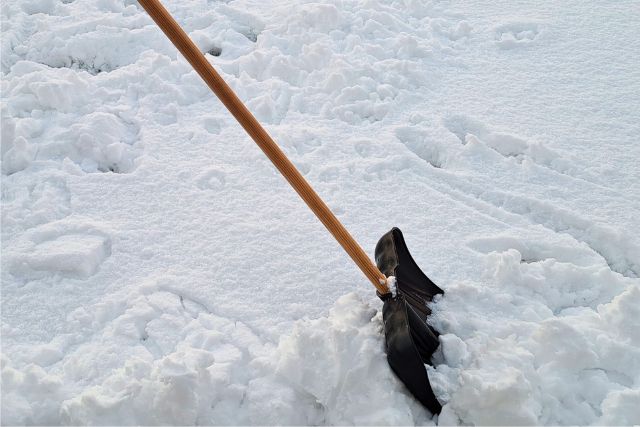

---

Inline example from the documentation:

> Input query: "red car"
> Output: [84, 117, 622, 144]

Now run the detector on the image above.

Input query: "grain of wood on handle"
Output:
[137, 0, 390, 295]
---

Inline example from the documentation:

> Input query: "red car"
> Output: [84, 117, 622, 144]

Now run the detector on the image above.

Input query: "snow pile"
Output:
[274, 293, 428, 425]
[2, 0, 639, 425]
[1, 62, 142, 175]
[2, 290, 427, 425]
[430, 250, 640, 425]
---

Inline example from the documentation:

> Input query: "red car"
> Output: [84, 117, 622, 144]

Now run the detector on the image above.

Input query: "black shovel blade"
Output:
[375, 228, 444, 414]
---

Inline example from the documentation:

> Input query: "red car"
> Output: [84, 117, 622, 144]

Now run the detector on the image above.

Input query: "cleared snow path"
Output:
[2, 0, 639, 425]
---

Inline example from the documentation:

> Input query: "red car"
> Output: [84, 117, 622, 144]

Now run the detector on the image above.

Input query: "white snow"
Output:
[2, 0, 639, 425]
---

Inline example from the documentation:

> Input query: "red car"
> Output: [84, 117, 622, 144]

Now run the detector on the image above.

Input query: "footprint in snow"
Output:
[494, 22, 541, 49]
[202, 118, 222, 135]
[443, 114, 556, 162]
[286, 133, 322, 156]
[1, 175, 72, 233]
[318, 166, 341, 183]
[353, 137, 397, 159]
[443, 114, 487, 146]
[196, 169, 226, 191]
[431, 19, 472, 42]
[442, 114, 606, 186]
[394, 126, 445, 169]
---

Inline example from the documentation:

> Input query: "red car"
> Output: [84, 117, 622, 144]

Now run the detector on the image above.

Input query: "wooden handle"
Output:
[138, 0, 390, 295]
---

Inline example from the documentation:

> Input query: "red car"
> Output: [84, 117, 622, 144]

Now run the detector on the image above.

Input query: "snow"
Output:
[2, 0, 639, 425]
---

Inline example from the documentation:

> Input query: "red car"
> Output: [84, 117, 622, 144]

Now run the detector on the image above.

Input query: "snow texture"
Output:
[2, 0, 639, 425]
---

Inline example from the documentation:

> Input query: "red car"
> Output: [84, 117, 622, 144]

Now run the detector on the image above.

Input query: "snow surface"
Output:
[2, 0, 640, 425]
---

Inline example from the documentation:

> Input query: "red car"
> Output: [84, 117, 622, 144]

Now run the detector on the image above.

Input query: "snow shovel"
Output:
[138, 0, 444, 414]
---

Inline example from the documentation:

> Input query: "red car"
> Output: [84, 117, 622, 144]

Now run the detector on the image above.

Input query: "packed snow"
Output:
[2, 0, 639, 425]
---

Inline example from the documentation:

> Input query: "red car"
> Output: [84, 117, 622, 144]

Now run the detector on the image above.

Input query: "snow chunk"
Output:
[7, 217, 112, 279]
[274, 292, 431, 424]
[1, 356, 65, 425]
[599, 388, 640, 425]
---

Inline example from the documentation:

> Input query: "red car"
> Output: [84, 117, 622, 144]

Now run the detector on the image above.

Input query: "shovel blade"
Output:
[376, 228, 444, 414]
